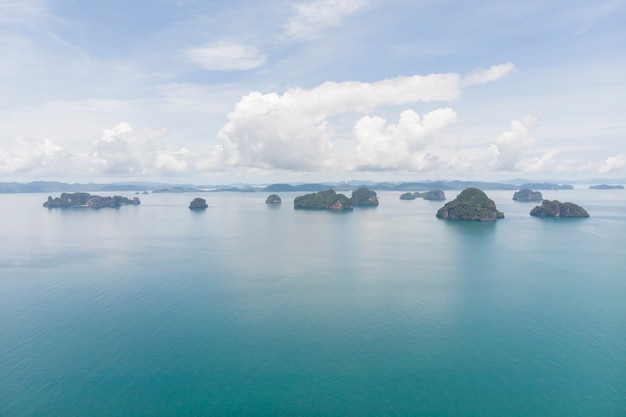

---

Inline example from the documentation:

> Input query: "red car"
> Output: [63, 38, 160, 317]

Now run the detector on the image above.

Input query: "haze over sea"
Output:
[1, 188, 625, 416]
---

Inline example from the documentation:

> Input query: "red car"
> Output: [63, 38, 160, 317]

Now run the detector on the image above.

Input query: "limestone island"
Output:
[351, 188, 379, 206]
[400, 190, 445, 201]
[436, 188, 504, 221]
[513, 189, 543, 201]
[265, 194, 282, 204]
[530, 200, 589, 217]
[294, 189, 353, 210]
[590, 184, 623, 190]
[43, 192, 140, 208]
[189, 197, 208, 210]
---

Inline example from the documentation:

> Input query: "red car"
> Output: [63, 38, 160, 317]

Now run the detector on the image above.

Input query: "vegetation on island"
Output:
[513, 189, 543, 201]
[400, 190, 446, 201]
[43, 192, 140, 208]
[265, 194, 282, 204]
[188, 197, 208, 210]
[590, 184, 623, 190]
[436, 188, 504, 221]
[530, 200, 589, 217]
[294, 189, 353, 210]
[351, 188, 379, 206]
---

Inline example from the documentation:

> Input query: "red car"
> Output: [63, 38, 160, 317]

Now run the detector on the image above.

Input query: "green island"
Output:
[265, 194, 282, 204]
[400, 190, 446, 201]
[294, 189, 354, 210]
[436, 188, 504, 221]
[351, 188, 379, 206]
[530, 200, 589, 217]
[513, 189, 543, 201]
[43, 192, 140, 208]
[188, 197, 208, 210]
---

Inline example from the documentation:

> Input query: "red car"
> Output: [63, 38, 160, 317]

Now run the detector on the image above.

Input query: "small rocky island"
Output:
[530, 200, 589, 217]
[400, 190, 445, 201]
[351, 188, 379, 206]
[436, 188, 504, 221]
[294, 189, 353, 210]
[188, 197, 208, 210]
[43, 192, 140, 208]
[265, 194, 282, 204]
[513, 189, 543, 201]
[590, 184, 624, 190]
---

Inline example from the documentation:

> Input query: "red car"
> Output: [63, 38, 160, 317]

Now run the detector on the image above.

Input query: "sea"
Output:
[1, 188, 625, 417]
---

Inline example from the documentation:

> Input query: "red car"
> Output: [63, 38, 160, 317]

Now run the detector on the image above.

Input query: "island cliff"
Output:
[436, 188, 504, 221]
[294, 189, 353, 210]
[43, 193, 140, 208]
[513, 189, 543, 201]
[400, 190, 445, 200]
[530, 200, 589, 217]
[265, 194, 282, 204]
[351, 188, 379, 206]
[189, 198, 208, 210]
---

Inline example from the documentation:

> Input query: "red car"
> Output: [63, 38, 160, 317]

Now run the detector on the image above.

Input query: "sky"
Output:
[1, 0, 625, 184]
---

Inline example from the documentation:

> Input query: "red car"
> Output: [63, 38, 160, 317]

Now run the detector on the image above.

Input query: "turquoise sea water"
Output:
[1, 189, 625, 416]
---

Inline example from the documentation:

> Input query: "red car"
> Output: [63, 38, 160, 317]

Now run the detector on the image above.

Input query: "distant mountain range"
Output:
[0, 179, 611, 194]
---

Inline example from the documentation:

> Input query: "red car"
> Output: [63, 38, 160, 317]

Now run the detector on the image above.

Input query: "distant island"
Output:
[400, 190, 446, 201]
[294, 189, 353, 210]
[188, 197, 208, 210]
[351, 188, 379, 206]
[43, 193, 140, 208]
[436, 188, 504, 221]
[530, 200, 589, 217]
[266, 194, 282, 204]
[590, 184, 623, 190]
[513, 189, 543, 201]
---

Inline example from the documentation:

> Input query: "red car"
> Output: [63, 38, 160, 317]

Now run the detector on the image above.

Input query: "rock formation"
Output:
[189, 197, 208, 210]
[351, 188, 379, 206]
[265, 194, 282, 204]
[436, 188, 504, 221]
[530, 200, 589, 217]
[513, 189, 543, 201]
[294, 189, 353, 210]
[43, 193, 140, 208]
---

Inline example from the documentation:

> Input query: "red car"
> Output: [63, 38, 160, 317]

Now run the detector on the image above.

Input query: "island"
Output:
[590, 184, 624, 190]
[294, 189, 353, 210]
[265, 194, 282, 204]
[189, 197, 208, 210]
[351, 188, 379, 206]
[530, 200, 589, 217]
[400, 190, 446, 201]
[436, 188, 504, 221]
[43, 192, 140, 208]
[513, 189, 543, 201]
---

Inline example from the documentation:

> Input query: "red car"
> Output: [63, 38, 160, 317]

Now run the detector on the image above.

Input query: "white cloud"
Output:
[350, 108, 457, 170]
[0, 136, 65, 175]
[214, 65, 512, 171]
[185, 41, 266, 71]
[284, 0, 368, 40]
[0, 0, 48, 25]
[598, 153, 626, 174]
[494, 115, 537, 170]
[462, 62, 516, 87]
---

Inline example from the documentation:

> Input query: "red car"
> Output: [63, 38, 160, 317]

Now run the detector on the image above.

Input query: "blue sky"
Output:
[1, 0, 624, 183]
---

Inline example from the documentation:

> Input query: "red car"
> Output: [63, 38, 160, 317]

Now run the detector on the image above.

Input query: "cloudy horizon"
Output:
[1, 0, 624, 184]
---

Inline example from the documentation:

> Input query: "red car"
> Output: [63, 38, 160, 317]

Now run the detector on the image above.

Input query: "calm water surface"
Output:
[1, 189, 625, 416]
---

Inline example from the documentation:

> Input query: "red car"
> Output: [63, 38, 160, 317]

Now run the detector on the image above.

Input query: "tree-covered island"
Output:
[43, 192, 140, 208]
[294, 189, 354, 210]
[530, 200, 589, 217]
[436, 188, 504, 221]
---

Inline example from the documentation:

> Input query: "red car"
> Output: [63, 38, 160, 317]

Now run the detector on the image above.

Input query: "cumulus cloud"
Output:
[494, 115, 537, 170]
[0, 136, 65, 175]
[350, 108, 457, 170]
[185, 41, 266, 71]
[598, 153, 626, 174]
[213, 65, 511, 171]
[284, 0, 367, 40]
